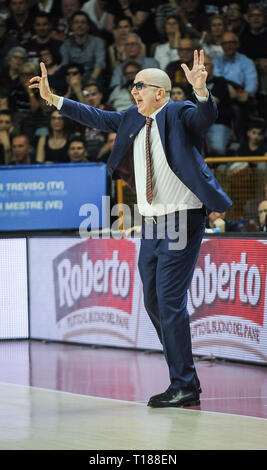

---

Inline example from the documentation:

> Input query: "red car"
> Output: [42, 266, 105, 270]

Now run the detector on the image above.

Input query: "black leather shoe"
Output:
[147, 387, 201, 408]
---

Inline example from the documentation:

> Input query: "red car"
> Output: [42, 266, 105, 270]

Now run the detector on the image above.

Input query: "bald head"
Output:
[136, 68, 171, 93]
[131, 68, 171, 116]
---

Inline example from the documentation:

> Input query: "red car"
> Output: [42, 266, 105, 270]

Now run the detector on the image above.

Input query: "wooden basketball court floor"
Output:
[0, 340, 266, 450]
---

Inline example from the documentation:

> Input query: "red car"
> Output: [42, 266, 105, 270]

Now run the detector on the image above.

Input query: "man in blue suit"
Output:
[30, 51, 231, 408]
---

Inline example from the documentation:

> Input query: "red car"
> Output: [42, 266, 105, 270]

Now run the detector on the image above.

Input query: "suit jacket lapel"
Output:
[108, 103, 169, 172]
[155, 104, 167, 155]
[108, 109, 145, 168]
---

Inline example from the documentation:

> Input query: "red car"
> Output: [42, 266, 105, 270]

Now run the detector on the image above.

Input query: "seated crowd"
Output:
[0, 0, 267, 231]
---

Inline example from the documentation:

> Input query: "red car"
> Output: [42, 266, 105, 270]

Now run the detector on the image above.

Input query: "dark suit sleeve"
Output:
[60, 98, 124, 133]
[178, 93, 218, 134]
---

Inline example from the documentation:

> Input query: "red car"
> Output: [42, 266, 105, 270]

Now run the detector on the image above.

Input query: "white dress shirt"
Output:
[133, 101, 203, 216]
[57, 94, 207, 216]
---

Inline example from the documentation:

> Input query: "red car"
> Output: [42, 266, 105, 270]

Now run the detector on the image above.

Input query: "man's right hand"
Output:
[29, 62, 61, 107]
[29, 62, 52, 103]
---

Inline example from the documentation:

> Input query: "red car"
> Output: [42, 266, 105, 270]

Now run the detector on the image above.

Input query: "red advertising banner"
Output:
[29, 236, 267, 364]
[52, 238, 141, 345]
[189, 239, 267, 363]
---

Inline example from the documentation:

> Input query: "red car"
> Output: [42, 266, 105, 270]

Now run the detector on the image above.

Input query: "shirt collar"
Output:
[148, 100, 169, 119]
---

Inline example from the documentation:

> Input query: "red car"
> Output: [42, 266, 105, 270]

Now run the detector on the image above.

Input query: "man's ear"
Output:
[156, 89, 164, 100]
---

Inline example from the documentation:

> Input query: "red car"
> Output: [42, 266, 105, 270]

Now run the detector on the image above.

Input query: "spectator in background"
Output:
[235, 118, 267, 168]
[81, 0, 109, 33]
[203, 1, 231, 16]
[51, 0, 81, 43]
[82, 81, 114, 160]
[0, 0, 9, 20]
[63, 63, 84, 102]
[257, 199, 267, 231]
[0, 17, 19, 74]
[170, 82, 189, 101]
[213, 31, 258, 96]
[39, 47, 65, 95]
[223, 2, 246, 36]
[10, 134, 33, 164]
[97, 131, 116, 163]
[0, 87, 9, 111]
[213, 31, 258, 140]
[59, 10, 106, 82]
[176, 0, 209, 39]
[36, 110, 69, 163]
[0, 110, 17, 164]
[110, 33, 159, 89]
[165, 37, 195, 93]
[22, 98, 52, 146]
[199, 14, 226, 60]
[0, 46, 27, 93]
[105, 0, 154, 47]
[96, 130, 117, 209]
[60, 0, 81, 19]
[204, 55, 233, 156]
[25, 12, 62, 65]
[243, 181, 267, 230]
[30, 0, 61, 20]
[108, 16, 135, 71]
[67, 135, 89, 162]
[156, 0, 208, 41]
[257, 57, 267, 120]
[239, 6, 267, 61]
[206, 210, 246, 232]
[6, 0, 33, 45]
[239, 6, 267, 121]
[9, 62, 40, 130]
[153, 15, 183, 71]
[108, 61, 140, 111]
[155, 1, 180, 38]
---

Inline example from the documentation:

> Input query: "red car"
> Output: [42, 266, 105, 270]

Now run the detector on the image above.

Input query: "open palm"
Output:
[181, 49, 207, 89]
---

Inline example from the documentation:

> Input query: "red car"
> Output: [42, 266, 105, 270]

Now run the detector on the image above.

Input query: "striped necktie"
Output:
[145, 117, 153, 204]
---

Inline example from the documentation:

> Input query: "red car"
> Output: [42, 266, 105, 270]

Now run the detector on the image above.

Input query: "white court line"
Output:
[1, 381, 267, 422]
[201, 396, 267, 401]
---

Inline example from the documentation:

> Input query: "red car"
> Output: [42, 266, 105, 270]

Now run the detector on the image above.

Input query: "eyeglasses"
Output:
[125, 42, 139, 47]
[221, 41, 238, 46]
[130, 81, 170, 92]
[12, 55, 25, 60]
[258, 209, 267, 214]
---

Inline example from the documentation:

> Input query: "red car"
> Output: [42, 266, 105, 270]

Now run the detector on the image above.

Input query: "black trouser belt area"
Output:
[142, 208, 205, 225]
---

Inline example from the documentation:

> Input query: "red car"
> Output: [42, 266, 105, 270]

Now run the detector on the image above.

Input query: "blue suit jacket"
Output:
[61, 95, 232, 212]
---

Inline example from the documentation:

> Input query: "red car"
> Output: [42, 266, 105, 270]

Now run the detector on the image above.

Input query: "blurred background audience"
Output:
[0, 0, 266, 233]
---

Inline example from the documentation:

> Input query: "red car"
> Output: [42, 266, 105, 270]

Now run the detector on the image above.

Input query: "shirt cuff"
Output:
[57, 97, 64, 110]
[194, 90, 209, 102]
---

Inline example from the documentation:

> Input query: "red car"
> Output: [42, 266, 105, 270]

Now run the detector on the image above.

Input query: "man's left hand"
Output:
[181, 49, 208, 91]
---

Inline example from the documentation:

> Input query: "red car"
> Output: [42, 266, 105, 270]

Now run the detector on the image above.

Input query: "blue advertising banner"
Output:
[0, 163, 109, 231]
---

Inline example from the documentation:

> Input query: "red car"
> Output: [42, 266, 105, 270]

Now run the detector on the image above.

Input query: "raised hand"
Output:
[29, 62, 51, 102]
[181, 49, 208, 91]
